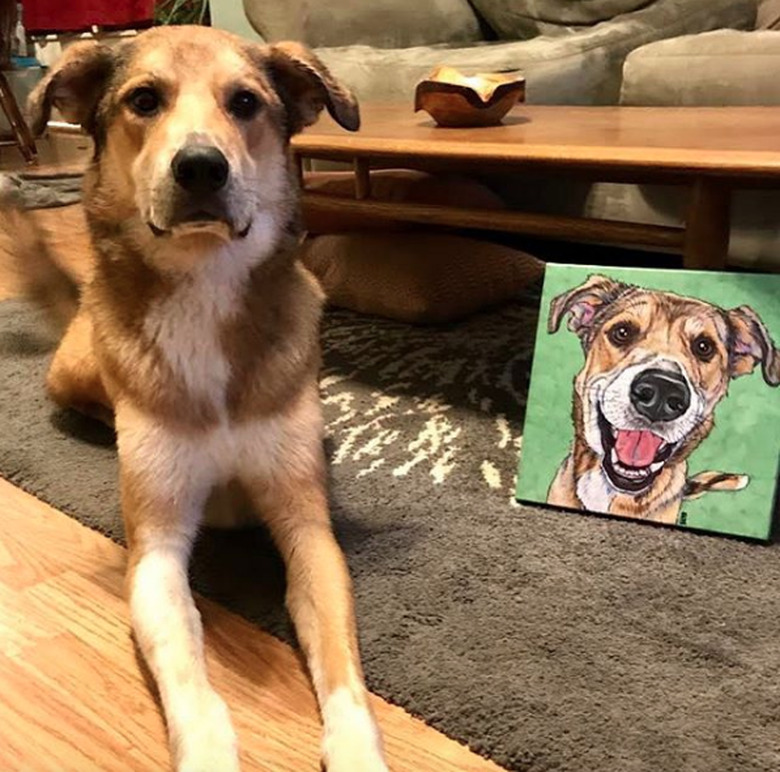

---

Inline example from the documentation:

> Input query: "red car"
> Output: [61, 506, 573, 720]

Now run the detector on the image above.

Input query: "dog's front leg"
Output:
[245, 460, 387, 771]
[118, 410, 239, 772]
[261, 479, 387, 771]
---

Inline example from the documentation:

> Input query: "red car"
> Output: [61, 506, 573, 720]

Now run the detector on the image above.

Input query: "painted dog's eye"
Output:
[228, 90, 261, 120]
[127, 87, 161, 117]
[692, 334, 716, 362]
[607, 322, 637, 347]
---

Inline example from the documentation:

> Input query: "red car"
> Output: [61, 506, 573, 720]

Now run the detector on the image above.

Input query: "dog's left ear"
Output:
[265, 42, 359, 135]
[548, 274, 629, 341]
[726, 305, 780, 386]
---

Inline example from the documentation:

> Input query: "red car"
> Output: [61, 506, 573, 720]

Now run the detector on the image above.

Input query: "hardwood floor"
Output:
[0, 136, 505, 771]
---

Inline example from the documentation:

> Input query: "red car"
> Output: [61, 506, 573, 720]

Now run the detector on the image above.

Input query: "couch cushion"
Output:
[243, 0, 483, 49]
[622, 30, 780, 106]
[470, 0, 655, 39]
[317, 0, 755, 105]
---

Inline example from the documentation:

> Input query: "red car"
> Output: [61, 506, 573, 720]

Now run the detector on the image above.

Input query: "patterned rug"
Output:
[1, 294, 780, 772]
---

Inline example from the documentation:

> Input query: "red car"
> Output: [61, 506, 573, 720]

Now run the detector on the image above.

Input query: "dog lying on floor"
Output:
[546, 274, 779, 524]
[4, 25, 388, 772]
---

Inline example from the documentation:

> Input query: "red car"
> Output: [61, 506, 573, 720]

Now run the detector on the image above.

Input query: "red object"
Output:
[22, 0, 154, 34]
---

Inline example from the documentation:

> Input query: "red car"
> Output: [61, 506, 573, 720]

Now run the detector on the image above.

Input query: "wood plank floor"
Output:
[0, 136, 505, 771]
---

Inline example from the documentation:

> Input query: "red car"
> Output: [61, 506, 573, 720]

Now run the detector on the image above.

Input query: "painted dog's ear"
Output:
[27, 41, 115, 137]
[726, 305, 780, 386]
[265, 41, 360, 135]
[548, 274, 628, 339]
[683, 471, 749, 500]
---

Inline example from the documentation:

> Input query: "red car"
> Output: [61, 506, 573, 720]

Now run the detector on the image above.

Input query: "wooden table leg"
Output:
[354, 158, 371, 200]
[683, 178, 731, 270]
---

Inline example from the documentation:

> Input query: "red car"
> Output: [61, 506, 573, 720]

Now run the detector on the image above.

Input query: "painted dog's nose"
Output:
[171, 146, 229, 194]
[630, 368, 690, 423]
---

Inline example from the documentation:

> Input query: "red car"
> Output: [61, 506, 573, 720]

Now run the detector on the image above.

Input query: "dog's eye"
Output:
[127, 87, 161, 117]
[607, 322, 637, 347]
[692, 334, 716, 362]
[228, 90, 261, 120]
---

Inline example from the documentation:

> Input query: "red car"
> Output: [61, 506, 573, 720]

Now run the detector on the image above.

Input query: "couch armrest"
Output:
[209, 0, 266, 43]
[621, 30, 780, 106]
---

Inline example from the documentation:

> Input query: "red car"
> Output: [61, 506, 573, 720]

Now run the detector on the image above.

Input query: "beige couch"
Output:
[213, 0, 754, 105]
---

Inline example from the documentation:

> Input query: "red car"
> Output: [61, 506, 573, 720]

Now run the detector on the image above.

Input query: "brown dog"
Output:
[546, 274, 779, 524]
[11, 26, 388, 772]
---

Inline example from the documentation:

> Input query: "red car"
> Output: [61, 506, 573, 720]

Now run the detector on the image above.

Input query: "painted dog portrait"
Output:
[544, 274, 780, 526]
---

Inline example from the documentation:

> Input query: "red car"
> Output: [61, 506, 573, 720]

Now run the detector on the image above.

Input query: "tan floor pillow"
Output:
[301, 232, 543, 324]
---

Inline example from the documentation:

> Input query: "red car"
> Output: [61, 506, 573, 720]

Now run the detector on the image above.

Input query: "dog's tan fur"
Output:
[8, 26, 387, 772]
[547, 275, 779, 524]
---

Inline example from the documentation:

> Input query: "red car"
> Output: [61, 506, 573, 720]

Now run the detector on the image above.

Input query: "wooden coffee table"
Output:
[292, 104, 780, 270]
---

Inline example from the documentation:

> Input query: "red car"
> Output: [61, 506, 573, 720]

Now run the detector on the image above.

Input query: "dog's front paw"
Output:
[173, 691, 240, 772]
[323, 734, 388, 772]
[321, 689, 388, 772]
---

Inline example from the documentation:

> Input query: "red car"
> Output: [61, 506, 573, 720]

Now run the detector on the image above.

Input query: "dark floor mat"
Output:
[1, 296, 779, 772]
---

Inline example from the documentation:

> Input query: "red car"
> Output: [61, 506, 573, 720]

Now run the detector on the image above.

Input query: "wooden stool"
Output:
[0, 0, 37, 164]
[0, 69, 37, 164]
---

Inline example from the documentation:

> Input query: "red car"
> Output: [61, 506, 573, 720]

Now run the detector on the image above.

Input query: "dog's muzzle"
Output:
[590, 358, 699, 493]
[598, 407, 676, 493]
[147, 145, 251, 239]
[629, 368, 690, 423]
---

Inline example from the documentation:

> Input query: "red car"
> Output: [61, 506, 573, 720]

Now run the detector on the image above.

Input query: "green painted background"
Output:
[515, 264, 780, 540]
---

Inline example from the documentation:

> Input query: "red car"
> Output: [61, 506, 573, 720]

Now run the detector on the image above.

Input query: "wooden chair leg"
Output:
[0, 70, 37, 164]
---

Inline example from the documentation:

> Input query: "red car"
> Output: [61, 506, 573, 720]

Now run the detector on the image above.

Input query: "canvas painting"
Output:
[516, 264, 780, 540]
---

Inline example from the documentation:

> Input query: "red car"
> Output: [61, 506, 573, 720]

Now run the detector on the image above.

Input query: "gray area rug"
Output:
[2, 171, 83, 209]
[1, 296, 780, 772]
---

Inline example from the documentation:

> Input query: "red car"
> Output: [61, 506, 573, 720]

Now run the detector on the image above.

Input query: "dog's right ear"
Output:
[726, 305, 780, 386]
[548, 274, 628, 338]
[27, 41, 115, 136]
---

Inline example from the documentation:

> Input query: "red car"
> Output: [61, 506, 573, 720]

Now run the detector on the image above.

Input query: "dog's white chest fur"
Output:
[118, 404, 286, 501]
[576, 467, 615, 512]
[115, 389, 322, 522]
[143, 246, 254, 412]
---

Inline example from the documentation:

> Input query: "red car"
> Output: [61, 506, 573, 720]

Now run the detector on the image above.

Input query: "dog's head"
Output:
[27, 27, 358, 266]
[549, 274, 779, 494]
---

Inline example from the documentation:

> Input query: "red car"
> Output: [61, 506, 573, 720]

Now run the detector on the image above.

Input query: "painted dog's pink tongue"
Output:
[614, 429, 664, 468]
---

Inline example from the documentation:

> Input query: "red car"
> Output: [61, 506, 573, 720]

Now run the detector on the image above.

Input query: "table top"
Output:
[293, 104, 780, 180]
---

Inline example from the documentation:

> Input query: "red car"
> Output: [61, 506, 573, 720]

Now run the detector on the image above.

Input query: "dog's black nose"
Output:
[171, 146, 229, 194]
[630, 368, 690, 423]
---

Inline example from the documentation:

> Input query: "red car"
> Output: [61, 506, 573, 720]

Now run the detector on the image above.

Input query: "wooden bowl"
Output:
[414, 66, 526, 128]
